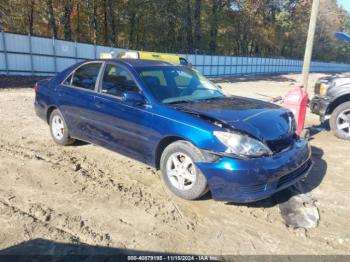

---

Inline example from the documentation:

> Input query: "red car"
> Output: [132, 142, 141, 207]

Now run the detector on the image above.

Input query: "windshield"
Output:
[137, 66, 225, 103]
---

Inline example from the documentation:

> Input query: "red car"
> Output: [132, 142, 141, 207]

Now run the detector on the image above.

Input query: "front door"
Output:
[92, 63, 156, 164]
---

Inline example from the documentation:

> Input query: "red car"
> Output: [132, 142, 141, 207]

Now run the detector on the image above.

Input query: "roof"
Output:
[101, 59, 175, 68]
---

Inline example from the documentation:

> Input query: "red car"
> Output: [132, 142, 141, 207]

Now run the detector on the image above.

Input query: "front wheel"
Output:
[49, 109, 75, 145]
[330, 101, 350, 140]
[160, 141, 208, 200]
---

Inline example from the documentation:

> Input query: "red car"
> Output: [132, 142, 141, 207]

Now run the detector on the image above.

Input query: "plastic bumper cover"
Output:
[196, 139, 312, 203]
[310, 96, 330, 118]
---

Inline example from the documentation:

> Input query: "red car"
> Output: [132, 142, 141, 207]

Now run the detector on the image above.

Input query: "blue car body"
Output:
[34, 59, 312, 203]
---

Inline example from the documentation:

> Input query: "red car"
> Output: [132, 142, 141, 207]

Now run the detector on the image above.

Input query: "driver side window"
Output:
[101, 64, 139, 97]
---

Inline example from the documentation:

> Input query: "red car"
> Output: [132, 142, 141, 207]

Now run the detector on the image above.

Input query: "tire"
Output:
[49, 109, 75, 145]
[330, 101, 350, 140]
[160, 140, 208, 200]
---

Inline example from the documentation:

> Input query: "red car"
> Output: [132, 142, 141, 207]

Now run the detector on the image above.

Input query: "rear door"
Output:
[56, 62, 103, 142]
[93, 62, 155, 164]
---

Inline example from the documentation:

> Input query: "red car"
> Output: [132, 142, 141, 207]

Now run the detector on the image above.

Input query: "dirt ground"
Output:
[0, 73, 349, 256]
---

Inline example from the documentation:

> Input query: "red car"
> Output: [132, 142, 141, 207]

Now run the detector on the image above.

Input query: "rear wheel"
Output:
[160, 141, 208, 200]
[330, 102, 350, 140]
[49, 109, 75, 145]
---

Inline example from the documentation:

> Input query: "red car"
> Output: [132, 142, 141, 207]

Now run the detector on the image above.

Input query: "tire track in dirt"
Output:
[0, 200, 85, 245]
[0, 140, 198, 232]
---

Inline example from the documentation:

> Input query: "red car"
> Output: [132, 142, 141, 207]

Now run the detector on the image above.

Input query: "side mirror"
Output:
[122, 91, 146, 105]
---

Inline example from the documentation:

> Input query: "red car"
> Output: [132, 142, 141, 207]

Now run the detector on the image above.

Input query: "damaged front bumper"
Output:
[310, 95, 331, 121]
[196, 139, 312, 203]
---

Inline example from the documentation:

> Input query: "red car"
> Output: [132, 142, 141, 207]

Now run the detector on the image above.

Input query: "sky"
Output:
[338, 0, 350, 12]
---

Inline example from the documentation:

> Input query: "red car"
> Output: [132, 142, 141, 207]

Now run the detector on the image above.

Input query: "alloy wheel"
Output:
[166, 152, 196, 191]
[51, 115, 65, 140]
[336, 109, 350, 137]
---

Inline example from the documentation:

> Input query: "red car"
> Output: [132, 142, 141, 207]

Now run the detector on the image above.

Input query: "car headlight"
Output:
[213, 131, 272, 157]
[319, 84, 327, 96]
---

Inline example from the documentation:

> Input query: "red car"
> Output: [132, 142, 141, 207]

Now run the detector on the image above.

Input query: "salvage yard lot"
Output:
[0, 74, 349, 255]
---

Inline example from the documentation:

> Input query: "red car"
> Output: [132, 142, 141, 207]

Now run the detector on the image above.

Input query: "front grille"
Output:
[239, 183, 267, 195]
[314, 82, 321, 95]
[277, 160, 312, 189]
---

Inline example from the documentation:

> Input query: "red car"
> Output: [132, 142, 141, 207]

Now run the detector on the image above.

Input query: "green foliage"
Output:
[0, 0, 349, 62]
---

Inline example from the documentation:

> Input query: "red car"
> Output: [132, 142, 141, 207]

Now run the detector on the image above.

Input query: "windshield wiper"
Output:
[165, 99, 194, 104]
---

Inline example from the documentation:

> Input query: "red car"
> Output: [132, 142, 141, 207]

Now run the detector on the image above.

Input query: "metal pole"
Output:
[52, 37, 57, 73]
[74, 41, 78, 63]
[28, 34, 34, 75]
[302, 0, 320, 92]
[210, 55, 213, 77]
[194, 52, 197, 68]
[1, 31, 9, 75]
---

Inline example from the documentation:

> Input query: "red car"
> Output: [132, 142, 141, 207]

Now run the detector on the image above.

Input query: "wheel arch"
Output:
[328, 93, 350, 115]
[154, 136, 188, 169]
[46, 105, 58, 123]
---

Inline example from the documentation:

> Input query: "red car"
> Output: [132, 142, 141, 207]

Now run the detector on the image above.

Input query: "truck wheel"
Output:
[49, 109, 75, 145]
[160, 141, 209, 200]
[330, 102, 350, 140]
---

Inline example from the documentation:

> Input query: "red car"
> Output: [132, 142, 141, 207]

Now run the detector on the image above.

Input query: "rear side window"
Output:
[70, 63, 102, 90]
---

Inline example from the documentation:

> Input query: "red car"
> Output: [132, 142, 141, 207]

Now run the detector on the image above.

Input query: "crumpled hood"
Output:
[173, 96, 295, 142]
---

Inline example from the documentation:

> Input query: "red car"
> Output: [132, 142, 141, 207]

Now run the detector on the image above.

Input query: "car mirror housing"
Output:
[122, 91, 146, 105]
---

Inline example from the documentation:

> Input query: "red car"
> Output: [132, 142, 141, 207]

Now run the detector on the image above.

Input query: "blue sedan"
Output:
[34, 59, 312, 202]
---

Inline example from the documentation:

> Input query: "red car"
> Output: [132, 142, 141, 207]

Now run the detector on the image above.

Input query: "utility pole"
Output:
[302, 0, 320, 92]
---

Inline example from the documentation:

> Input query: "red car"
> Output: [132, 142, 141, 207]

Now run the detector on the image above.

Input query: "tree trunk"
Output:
[209, 0, 222, 53]
[103, 0, 108, 45]
[128, 12, 136, 49]
[62, 0, 73, 40]
[185, 0, 193, 53]
[165, 0, 176, 52]
[76, 2, 80, 41]
[88, 0, 98, 44]
[46, 0, 57, 38]
[107, 0, 117, 46]
[194, 0, 201, 51]
[27, 0, 35, 35]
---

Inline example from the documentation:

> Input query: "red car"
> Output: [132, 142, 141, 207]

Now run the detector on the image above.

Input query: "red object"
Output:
[34, 82, 38, 93]
[280, 86, 308, 136]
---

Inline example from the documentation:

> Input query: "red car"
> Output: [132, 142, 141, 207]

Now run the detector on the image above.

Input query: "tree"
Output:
[194, 0, 202, 51]
[62, 0, 73, 40]
[87, 0, 98, 44]
[209, 0, 223, 53]
[45, 0, 57, 38]
[185, 0, 193, 52]
[27, 0, 35, 35]
[106, 0, 117, 46]
[0, 0, 349, 63]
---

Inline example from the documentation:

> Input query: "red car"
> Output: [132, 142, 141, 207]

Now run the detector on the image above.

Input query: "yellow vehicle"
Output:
[116, 51, 190, 66]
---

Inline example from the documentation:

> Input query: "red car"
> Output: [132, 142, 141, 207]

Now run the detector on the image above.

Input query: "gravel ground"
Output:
[0, 73, 349, 256]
